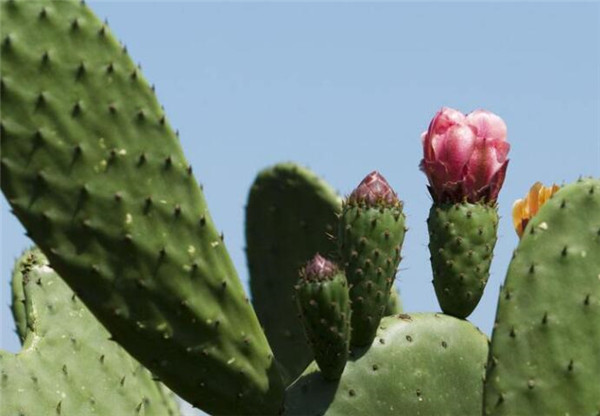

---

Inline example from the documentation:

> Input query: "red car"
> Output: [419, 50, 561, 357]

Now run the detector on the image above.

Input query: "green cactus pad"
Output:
[246, 163, 341, 382]
[384, 286, 403, 315]
[428, 203, 498, 318]
[295, 266, 351, 381]
[484, 178, 600, 415]
[0, 2, 283, 414]
[284, 313, 488, 415]
[1, 248, 180, 416]
[340, 203, 405, 346]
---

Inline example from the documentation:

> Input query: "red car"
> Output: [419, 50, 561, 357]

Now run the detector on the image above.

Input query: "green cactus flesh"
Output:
[384, 285, 403, 316]
[427, 203, 498, 318]
[295, 269, 351, 381]
[0, 1, 283, 414]
[483, 178, 600, 415]
[284, 313, 488, 415]
[246, 163, 341, 382]
[1, 248, 180, 416]
[339, 203, 406, 346]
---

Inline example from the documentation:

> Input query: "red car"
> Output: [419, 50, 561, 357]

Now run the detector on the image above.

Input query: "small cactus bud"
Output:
[348, 171, 399, 206]
[302, 254, 338, 282]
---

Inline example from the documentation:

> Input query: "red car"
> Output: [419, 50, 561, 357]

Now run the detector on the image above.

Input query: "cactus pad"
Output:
[284, 313, 488, 415]
[295, 255, 351, 380]
[428, 203, 498, 318]
[1, 248, 180, 416]
[0, 1, 283, 413]
[484, 178, 600, 415]
[246, 163, 341, 382]
[339, 172, 406, 346]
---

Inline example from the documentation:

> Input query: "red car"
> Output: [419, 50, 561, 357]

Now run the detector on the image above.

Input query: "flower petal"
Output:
[466, 109, 507, 142]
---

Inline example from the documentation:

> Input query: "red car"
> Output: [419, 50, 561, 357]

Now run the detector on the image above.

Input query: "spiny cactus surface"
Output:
[295, 255, 351, 381]
[1, 248, 180, 416]
[483, 178, 600, 415]
[0, 1, 283, 413]
[246, 163, 341, 383]
[284, 313, 489, 415]
[427, 203, 498, 318]
[339, 172, 406, 346]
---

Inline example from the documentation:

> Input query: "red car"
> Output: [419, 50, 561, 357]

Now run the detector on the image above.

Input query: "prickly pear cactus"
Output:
[428, 203, 498, 318]
[483, 178, 600, 415]
[0, 1, 283, 413]
[1, 248, 180, 416]
[284, 313, 489, 415]
[246, 163, 341, 382]
[295, 255, 351, 381]
[339, 172, 406, 346]
[385, 285, 403, 315]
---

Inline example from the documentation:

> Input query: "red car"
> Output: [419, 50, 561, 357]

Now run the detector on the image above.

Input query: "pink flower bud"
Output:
[348, 171, 399, 206]
[302, 254, 338, 281]
[420, 107, 510, 204]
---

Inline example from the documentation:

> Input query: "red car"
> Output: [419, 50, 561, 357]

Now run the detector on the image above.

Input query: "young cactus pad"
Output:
[246, 163, 341, 383]
[295, 254, 351, 381]
[284, 313, 489, 415]
[427, 203, 498, 318]
[0, 1, 283, 413]
[339, 171, 406, 346]
[1, 248, 180, 416]
[483, 178, 600, 415]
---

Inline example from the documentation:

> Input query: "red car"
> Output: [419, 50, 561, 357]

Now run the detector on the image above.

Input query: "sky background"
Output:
[1, 1, 599, 414]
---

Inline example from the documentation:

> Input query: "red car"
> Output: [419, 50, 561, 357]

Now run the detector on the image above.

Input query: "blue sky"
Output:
[2, 0, 599, 368]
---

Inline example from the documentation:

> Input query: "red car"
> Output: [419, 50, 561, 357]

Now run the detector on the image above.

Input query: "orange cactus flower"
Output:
[512, 182, 560, 237]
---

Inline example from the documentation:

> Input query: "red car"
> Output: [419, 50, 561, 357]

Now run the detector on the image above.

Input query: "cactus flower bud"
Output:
[302, 253, 338, 282]
[512, 182, 560, 237]
[420, 107, 510, 204]
[348, 171, 399, 206]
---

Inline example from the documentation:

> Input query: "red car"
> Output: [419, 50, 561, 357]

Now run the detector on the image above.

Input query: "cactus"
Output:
[284, 313, 489, 415]
[483, 178, 600, 415]
[2, 1, 599, 415]
[0, 1, 283, 414]
[1, 248, 180, 416]
[427, 203, 498, 318]
[421, 107, 509, 318]
[385, 285, 403, 315]
[295, 255, 351, 381]
[339, 171, 406, 346]
[246, 163, 341, 383]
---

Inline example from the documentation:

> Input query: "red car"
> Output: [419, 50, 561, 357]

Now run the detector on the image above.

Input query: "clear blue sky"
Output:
[2, 0, 599, 367]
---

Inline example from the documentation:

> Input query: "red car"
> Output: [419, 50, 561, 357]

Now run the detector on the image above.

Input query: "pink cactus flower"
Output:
[420, 107, 510, 204]
[348, 171, 399, 206]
